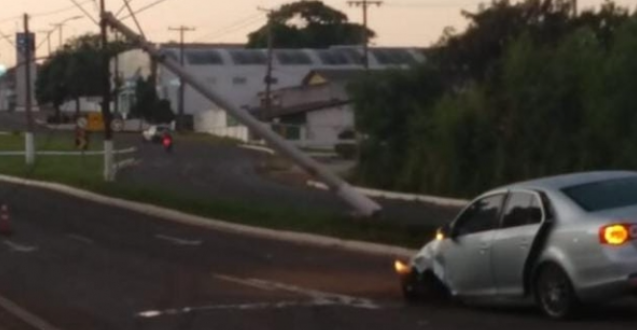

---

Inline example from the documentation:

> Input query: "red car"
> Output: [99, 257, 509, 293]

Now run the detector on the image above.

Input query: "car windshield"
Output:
[562, 176, 637, 212]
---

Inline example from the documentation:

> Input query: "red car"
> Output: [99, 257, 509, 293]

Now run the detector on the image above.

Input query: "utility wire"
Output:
[194, 13, 262, 41]
[115, 0, 135, 18]
[0, 0, 95, 25]
[67, 0, 100, 25]
[123, 0, 146, 38]
[195, 16, 264, 42]
[120, 0, 173, 20]
[0, 29, 15, 47]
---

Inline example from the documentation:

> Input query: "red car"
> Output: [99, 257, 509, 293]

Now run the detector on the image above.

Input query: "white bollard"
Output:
[25, 132, 35, 166]
[104, 140, 115, 182]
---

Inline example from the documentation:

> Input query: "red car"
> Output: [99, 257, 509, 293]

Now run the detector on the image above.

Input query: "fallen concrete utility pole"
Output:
[102, 12, 382, 217]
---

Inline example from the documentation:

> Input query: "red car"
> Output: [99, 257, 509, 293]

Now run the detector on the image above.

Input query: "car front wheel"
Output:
[534, 264, 580, 320]
[401, 271, 449, 303]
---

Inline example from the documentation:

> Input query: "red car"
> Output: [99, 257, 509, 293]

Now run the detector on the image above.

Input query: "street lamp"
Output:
[50, 15, 83, 48]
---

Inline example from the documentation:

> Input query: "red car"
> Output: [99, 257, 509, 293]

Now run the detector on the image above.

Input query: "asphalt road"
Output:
[116, 135, 459, 227]
[0, 182, 635, 330]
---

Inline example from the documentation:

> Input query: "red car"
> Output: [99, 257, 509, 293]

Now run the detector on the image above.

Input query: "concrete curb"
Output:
[239, 144, 275, 155]
[307, 180, 469, 208]
[0, 175, 414, 259]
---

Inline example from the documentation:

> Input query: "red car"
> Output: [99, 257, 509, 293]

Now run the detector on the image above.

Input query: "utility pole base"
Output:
[104, 140, 115, 182]
[25, 132, 35, 166]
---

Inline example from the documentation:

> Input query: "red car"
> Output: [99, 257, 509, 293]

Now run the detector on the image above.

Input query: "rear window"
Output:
[562, 176, 637, 212]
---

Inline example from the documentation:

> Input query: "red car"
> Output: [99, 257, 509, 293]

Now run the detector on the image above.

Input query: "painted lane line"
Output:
[66, 234, 94, 245]
[137, 297, 381, 319]
[0, 294, 63, 330]
[213, 274, 276, 291]
[3, 240, 38, 253]
[212, 273, 379, 309]
[155, 234, 203, 246]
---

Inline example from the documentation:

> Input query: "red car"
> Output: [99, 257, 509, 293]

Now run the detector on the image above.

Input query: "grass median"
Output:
[0, 135, 434, 249]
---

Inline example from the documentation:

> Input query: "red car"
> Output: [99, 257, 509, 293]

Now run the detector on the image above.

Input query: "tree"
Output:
[36, 33, 130, 117]
[246, 0, 375, 48]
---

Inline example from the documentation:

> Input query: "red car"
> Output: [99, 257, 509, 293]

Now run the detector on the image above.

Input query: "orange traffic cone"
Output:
[0, 204, 12, 236]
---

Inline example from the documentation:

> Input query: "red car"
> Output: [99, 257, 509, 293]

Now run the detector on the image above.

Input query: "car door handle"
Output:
[479, 243, 490, 254]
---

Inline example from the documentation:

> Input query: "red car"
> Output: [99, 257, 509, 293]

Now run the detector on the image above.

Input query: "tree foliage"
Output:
[350, 0, 637, 197]
[36, 33, 130, 117]
[247, 0, 375, 48]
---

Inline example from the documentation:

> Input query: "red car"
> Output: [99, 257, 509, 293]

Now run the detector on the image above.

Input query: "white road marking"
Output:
[213, 274, 276, 291]
[3, 240, 38, 253]
[155, 234, 202, 246]
[138, 274, 381, 319]
[66, 234, 94, 245]
[0, 294, 63, 330]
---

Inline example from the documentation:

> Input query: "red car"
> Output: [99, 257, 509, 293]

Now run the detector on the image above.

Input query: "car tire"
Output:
[402, 271, 449, 303]
[534, 263, 580, 320]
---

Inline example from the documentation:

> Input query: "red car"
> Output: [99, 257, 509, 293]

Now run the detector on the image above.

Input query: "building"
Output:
[114, 44, 425, 142]
[0, 67, 16, 111]
[251, 68, 367, 148]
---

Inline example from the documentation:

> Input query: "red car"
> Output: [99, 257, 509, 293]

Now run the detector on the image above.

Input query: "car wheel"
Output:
[534, 264, 579, 320]
[402, 271, 449, 303]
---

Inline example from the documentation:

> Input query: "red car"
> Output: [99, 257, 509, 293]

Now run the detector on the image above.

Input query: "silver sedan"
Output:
[396, 171, 637, 319]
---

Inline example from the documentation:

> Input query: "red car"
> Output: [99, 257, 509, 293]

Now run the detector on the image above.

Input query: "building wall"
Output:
[306, 105, 354, 148]
[115, 46, 425, 139]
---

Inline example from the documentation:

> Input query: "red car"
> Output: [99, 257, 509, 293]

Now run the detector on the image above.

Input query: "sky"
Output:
[1, 0, 636, 67]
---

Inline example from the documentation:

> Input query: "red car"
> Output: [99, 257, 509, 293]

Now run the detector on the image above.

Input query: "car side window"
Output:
[454, 194, 505, 237]
[501, 192, 543, 228]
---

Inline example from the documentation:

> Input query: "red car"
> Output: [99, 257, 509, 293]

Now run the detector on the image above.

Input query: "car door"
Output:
[441, 193, 506, 297]
[491, 190, 545, 296]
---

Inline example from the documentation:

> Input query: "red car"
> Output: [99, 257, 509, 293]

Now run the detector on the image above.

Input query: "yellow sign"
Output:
[86, 112, 104, 132]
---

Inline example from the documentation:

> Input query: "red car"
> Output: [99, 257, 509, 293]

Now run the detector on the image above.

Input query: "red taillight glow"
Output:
[600, 224, 637, 245]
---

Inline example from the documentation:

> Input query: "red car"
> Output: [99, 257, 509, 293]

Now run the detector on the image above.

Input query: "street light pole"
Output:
[23, 13, 35, 166]
[51, 16, 82, 49]
[100, 0, 115, 181]
[168, 26, 195, 132]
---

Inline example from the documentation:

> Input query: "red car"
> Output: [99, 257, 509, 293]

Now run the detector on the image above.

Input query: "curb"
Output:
[239, 144, 275, 155]
[0, 175, 414, 259]
[307, 180, 469, 207]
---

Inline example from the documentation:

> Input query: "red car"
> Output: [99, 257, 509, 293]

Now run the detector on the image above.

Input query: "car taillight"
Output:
[600, 224, 637, 245]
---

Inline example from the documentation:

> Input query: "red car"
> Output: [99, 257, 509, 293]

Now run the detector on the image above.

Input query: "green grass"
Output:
[0, 132, 103, 152]
[0, 136, 433, 249]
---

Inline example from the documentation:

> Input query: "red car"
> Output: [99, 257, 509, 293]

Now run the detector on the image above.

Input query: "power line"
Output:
[194, 12, 262, 40]
[67, 0, 100, 25]
[123, 0, 146, 38]
[120, 0, 173, 20]
[195, 16, 264, 42]
[115, 0, 135, 18]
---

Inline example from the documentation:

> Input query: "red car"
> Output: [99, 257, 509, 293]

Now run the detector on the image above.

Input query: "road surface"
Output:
[0, 182, 635, 330]
[116, 135, 459, 227]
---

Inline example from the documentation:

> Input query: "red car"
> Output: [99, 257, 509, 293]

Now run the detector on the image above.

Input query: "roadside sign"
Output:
[87, 112, 104, 132]
[111, 118, 124, 132]
[76, 117, 88, 129]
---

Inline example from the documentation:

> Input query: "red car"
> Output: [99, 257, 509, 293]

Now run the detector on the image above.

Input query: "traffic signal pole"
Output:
[102, 12, 382, 217]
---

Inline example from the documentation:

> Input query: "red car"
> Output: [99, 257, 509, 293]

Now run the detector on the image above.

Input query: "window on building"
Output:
[316, 49, 353, 65]
[185, 50, 224, 65]
[229, 50, 268, 65]
[370, 49, 417, 65]
[233, 77, 247, 85]
[275, 50, 313, 65]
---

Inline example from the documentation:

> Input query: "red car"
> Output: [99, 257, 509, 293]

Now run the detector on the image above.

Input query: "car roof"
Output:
[492, 171, 637, 192]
